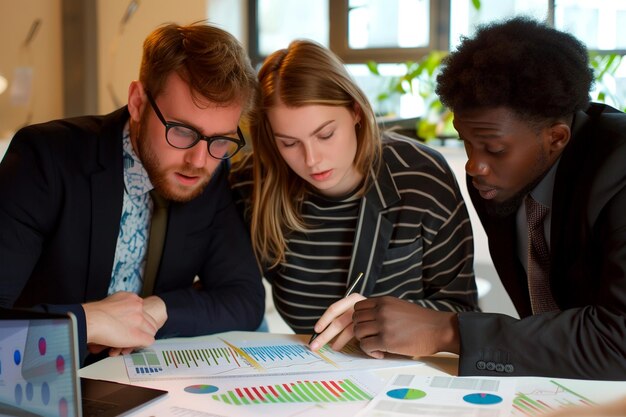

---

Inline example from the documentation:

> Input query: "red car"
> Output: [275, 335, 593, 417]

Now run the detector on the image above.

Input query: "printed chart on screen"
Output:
[124, 333, 417, 380]
[357, 374, 517, 417]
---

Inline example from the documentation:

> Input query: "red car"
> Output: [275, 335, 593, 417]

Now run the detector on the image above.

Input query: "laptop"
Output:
[0, 308, 167, 417]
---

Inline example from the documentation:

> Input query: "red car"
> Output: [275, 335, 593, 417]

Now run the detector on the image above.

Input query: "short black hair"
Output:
[436, 17, 594, 121]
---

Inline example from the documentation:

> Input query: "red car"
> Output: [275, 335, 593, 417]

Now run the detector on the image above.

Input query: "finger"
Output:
[367, 350, 385, 359]
[352, 306, 378, 325]
[121, 347, 135, 355]
[353, 317, 381, 341]
[310, 310, 355, 351]
[353, 297, 378, 312]
[108, 347, 123, 357]
[359, 335, 386, 357]
[141, 315, 159, 336]
[330, 326, 355, 351]
[313, 294, 364, 334]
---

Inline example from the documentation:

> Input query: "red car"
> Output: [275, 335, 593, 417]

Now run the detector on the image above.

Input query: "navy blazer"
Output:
[458, 103, 626, 379]
[0, 107, 265, 363]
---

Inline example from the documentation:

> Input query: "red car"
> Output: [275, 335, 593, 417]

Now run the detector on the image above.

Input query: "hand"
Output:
[309, 293, 366, 352]
[143, 295, 168, 329]
[352, 296, 460, 359]
[82, 292, 158, 351]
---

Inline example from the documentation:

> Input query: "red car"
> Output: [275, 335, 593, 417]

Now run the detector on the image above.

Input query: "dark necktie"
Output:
[142, 190, 169, 297]
[525, 195, 559, 314]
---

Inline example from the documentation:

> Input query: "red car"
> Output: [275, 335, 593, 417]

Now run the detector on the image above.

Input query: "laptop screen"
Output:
[0, 309, 81, 417]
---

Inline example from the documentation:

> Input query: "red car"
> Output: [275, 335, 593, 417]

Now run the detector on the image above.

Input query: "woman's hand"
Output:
[308, 293, 366, 352]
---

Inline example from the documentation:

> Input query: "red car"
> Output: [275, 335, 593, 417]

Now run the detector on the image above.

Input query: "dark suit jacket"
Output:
[0, 107, 265, 363]
[458, 103, 626, 379]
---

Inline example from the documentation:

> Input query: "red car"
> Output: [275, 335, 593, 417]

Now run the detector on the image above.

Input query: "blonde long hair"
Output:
[250, 40, 381, 268]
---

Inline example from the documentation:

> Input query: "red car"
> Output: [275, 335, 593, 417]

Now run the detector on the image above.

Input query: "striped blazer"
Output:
[231, 132, 478, 332]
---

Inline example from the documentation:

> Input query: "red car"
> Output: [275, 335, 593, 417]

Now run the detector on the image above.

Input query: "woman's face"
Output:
[267, 103, 363, 197]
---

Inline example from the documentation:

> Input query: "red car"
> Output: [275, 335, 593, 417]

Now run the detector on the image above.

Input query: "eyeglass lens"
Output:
[166, 125, 240, 159]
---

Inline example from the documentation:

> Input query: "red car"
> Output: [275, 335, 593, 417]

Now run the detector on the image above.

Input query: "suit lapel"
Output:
[348, 161, 401, 296]
[85, 108, 127, 300]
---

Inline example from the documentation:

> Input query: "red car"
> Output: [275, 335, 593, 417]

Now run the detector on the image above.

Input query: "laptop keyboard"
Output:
[82, 398, 118, 417]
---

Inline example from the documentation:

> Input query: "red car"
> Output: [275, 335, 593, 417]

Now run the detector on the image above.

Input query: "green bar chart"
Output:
[211, 377, 373, 406]
[512, 380, 596, 416]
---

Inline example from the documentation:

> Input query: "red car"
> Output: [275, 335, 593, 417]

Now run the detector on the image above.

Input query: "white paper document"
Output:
[357, 374, 517, 417]
[124, 332, 419, 380]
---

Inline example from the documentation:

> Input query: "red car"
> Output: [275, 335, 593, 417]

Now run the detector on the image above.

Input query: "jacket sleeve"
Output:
[0, 126, 91, 363]
[458, 184, 626, 380]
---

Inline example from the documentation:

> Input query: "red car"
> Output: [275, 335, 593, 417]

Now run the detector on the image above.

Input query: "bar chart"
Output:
[210, 377, 373, 406]
[512, 380, 596, 416]
[124, 334, 415, 380]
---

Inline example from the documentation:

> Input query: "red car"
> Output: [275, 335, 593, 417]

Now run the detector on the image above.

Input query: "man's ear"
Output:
[548, 122, 571, 154]
[127, 81, 146, 122]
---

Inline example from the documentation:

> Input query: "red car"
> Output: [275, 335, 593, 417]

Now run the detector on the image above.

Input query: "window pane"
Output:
[348, 0, 429, 49]
[258, 0, 328, 56]
[347, 63, 423, 118]
[555, 0, 626, 50]
[450, 0, 548, 51]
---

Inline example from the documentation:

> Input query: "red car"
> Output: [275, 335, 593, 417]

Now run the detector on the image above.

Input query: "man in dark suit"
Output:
[0, 22, 264, 364]
[351, 17, 626, 379]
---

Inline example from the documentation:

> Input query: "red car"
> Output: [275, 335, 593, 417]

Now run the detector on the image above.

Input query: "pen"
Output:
[309, 272, 364, 345]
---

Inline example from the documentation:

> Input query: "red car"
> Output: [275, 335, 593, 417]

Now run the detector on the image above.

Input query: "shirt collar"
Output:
[528, 157, 560, 210]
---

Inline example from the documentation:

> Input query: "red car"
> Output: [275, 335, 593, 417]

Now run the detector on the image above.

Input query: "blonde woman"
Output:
[231, 40, 478, 355]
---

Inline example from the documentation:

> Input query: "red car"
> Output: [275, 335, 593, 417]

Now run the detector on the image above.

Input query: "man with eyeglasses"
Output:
[0, 22, 264, 365]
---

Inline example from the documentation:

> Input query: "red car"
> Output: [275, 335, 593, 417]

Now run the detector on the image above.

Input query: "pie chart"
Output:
[184, 384, 219, 394]
[463, 393, 503, 405]
[386, 388, 427, 400]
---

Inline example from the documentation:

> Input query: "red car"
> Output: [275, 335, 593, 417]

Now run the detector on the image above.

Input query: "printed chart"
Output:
[357, 374, 517, 417]
[208, 376, 372, 405]
[124, 333, 416, 380]
[135, 371, 385, 417]
[512, 379, 596, 416]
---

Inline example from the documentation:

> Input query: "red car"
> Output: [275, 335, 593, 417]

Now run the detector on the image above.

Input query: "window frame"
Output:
[248, 0, 451, 65]
[328, 0, 450, 63]
[248, 0, 626, 70]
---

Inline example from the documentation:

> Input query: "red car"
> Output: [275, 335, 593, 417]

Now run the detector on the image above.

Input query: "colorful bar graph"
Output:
[129, 343, 336, 376]
[512, 380, 597, 416]
[124, 335, 415, 380]
[211, 378, 372, 406]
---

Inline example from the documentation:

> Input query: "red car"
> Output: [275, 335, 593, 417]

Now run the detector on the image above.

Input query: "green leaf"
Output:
[472, 0, 481, 10]
[366, 61, 380, 75]
[418, 120, 438, 141]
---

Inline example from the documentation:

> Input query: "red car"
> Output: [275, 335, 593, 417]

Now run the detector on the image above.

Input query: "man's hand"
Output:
[308, 293, 366, 352]
[352, 296, 460, 359]
[143, 295, 168, 329]
[82, 292, 158, 354]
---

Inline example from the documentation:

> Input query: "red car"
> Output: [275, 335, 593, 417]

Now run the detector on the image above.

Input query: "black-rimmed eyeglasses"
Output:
[145, 91, 245, 160]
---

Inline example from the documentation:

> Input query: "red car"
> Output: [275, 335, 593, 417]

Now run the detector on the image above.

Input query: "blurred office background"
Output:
[2, 0, 626, 332]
